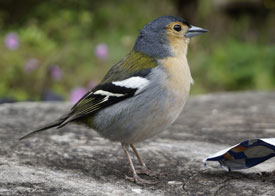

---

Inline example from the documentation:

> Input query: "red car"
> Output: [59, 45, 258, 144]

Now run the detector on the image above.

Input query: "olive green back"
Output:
[102, 51, 157, 83]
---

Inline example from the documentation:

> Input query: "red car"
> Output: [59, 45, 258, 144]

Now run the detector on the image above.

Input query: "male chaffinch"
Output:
[20, 16, 207, 185]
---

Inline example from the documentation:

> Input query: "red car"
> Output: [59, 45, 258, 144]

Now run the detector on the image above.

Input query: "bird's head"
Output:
[133, 16, 207, 58]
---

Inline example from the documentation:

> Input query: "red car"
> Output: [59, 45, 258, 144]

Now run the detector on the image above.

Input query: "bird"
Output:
[20, 16, 207, 185]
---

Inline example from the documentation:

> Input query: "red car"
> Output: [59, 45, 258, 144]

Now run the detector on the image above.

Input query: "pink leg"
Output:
[121, 143, 157, 185]
[130, 144, 163, 177]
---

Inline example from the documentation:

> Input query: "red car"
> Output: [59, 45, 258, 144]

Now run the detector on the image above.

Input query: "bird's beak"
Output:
[185, 25, 208, 38]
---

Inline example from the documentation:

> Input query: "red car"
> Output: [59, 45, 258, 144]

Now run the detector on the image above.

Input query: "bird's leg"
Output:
[121, 143, 156, 185]
[130, 144, 162, 177]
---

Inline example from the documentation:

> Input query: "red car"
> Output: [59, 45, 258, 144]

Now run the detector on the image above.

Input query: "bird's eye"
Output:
[173, 24, 181, 32]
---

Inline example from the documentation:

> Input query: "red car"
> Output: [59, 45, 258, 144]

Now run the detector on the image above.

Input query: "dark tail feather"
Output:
[19, 116, 68, 140]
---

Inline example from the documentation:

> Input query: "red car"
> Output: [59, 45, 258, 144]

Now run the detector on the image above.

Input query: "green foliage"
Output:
[0, 0, 274, 101]
[190, 40, 275, 93]
[0, 0, 175, 101]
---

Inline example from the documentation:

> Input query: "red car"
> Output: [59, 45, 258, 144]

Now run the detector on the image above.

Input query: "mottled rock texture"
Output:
[0, 91, 275, 195]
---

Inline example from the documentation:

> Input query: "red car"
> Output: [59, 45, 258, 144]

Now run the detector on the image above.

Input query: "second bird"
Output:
[20, 16, 207, 184]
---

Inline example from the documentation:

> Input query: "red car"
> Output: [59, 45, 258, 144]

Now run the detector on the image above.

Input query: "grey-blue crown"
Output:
[133, 16, 189, 58]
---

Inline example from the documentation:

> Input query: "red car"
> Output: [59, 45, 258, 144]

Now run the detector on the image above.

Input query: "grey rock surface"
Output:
[0, 91, 275, 195]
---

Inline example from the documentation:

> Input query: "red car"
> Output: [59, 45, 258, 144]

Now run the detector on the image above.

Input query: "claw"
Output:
[125, 174, 157, 185]
[136, 166, 166, 177]
[121, 143, 161, 185]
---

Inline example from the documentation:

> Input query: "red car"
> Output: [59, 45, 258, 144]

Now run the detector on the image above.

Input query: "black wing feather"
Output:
[59, 82, 138, 126]
[66, 68, 153, 124]
[19, 68, 152, 140]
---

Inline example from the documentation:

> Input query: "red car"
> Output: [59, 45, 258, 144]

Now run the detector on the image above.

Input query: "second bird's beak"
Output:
[184, 25, 208, 38]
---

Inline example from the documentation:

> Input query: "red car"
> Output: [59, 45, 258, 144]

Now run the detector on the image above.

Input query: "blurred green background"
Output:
[0, 0, 274, 103]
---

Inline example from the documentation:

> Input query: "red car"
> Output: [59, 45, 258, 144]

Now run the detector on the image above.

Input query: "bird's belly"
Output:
[129, 90, 188, 143]
[92, 84, 189, 144]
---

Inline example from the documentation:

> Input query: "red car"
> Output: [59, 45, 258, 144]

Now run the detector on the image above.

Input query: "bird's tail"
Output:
[19, 115, 69, 140]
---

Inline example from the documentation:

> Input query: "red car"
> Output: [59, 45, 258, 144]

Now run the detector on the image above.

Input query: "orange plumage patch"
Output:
[231, 145, 247, 153]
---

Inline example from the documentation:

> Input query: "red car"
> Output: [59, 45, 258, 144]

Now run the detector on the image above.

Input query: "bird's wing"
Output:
[61, 51, 157, 125]
[19, 51, 157, 140]
[60, 69, 152, 126]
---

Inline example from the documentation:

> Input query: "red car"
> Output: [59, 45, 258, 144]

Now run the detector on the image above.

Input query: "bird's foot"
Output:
[125, 174, 157, 185]
[136, 166, 165, 177]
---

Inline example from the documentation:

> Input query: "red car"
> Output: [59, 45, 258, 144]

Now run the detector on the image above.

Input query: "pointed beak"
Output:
[185, 25, 208, 38]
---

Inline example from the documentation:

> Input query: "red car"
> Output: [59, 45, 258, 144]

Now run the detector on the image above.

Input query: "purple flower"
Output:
[95, 43, 108, 60]
[4, 32, 19, 50]
[24, 58, 39, 72]
[50, 65, 63, 81]
[70, 86, 87, 104]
